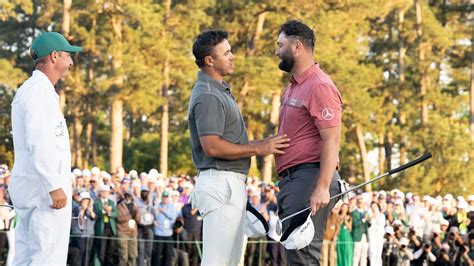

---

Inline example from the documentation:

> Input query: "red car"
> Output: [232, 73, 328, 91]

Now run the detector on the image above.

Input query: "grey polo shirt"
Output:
[188, 71, 250, 175]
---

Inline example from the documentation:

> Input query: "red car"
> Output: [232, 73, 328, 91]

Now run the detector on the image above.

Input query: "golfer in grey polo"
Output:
[188, 30, 290, 265]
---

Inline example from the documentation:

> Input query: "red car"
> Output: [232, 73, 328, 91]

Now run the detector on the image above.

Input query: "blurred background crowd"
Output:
[0, 164, 472, 266]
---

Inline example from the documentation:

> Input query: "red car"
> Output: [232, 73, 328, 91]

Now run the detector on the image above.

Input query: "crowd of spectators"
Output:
[0, 163, 472, 266]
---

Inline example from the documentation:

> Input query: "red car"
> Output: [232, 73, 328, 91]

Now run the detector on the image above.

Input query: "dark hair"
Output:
[279, 20, 315, 50]
[192, 30, 228, 68]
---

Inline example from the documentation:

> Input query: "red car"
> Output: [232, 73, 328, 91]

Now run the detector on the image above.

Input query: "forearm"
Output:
[317, 136, 340, 189]
[202, 137, 258, 160]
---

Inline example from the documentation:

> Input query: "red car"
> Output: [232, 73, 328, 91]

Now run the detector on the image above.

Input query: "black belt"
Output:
[279, 162, 320, 178]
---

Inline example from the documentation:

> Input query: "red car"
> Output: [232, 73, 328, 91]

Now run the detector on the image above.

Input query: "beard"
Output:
[278, 50, 295, 73]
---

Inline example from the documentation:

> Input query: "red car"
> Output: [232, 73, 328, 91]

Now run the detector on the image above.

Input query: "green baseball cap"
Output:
[31, 32, 82, 59]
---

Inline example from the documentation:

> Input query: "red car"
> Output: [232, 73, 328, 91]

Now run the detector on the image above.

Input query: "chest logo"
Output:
[55, 121, 65, 137]
[322, 108, 335, 120]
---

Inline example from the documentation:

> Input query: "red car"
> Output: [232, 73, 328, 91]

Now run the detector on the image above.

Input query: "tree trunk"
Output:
[384, 131, 393, 171]
[160, 59, 170, 178]
[110, 98, 123, 172]
[398, 8, 407, 166]
[238, 12, 268, 114]
[59, 0, 72, 114]
[398, 9, 406, 83]
[378, 132, 385, 175]
[92, 119, 98, 166]
[84, 119, 92, 169]
[262, 91, 280, 183]
[415, 0, 429, 125]
[109, 15, 124, 173]
[158, 0, 172, 177]
[470, 20, 474, 160]
[73, 106, 83, 168]
[355, 124, 371, 191]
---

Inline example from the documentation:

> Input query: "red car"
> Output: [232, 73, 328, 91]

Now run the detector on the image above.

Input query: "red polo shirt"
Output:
[276, 63, 343, 174]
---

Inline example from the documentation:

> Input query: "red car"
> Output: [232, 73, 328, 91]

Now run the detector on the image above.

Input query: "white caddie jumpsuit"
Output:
[10, 70, 72, 265]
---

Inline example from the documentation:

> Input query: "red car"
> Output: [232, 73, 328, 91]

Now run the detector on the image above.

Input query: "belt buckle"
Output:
[282, 168, 291, 178]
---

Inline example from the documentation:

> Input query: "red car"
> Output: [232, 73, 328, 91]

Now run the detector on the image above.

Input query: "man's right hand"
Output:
[255, 135, 290, 156]
[49, 188, 67, 209]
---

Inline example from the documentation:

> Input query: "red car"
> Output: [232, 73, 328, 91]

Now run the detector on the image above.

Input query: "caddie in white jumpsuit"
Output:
[9, 32, 82, 265]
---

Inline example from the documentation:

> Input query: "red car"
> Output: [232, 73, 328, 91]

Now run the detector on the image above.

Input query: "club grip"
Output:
[388, 153, 432, 175]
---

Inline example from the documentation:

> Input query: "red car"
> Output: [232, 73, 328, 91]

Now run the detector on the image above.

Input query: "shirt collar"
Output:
[291, 63, 320, 85]
[33, 70, 57, 94]
[197, 71, 230, 92]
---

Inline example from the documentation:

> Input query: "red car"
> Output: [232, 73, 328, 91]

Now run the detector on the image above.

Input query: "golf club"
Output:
[276, 153, 432, 235]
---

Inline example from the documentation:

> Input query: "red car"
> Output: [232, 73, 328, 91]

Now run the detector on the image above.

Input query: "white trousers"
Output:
[12, 197, 71, 265]
[353, 234, 369, 266]
[191, 169, 247, 266]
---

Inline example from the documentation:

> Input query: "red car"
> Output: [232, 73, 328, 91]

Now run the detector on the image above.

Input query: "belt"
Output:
[279, 162, 320, 178]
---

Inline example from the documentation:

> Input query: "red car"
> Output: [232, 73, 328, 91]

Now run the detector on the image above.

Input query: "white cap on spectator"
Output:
[99, 185, 110, 192]
[385, 226, 394, 235]
[73, 168, 82, 177]
[440, 219, 449, 226]
[457, 196, 465, 202]
[392, 220, 402, 226]
[467, 195, 474, 202]
[394, 199, 403, 206]
[171, 190, 180, 197]
[457, 201, 468, 210]
[100, 171, 111, 180]
[82, 169, 91, 177]
[399, 238, 409, 246]
[444, 194, 453, 201]
[91, 167, 100, 175]
[129, 170, 138, 179]
[148, 169, 159, 179]
[183, 182, 193, 189]
[442, 243, 450, 252]
[80, 191, 91, 201]
[406, 192, 413, 199]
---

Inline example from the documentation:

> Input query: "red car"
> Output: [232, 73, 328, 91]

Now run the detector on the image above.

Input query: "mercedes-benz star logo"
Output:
[321, 108, 335, 120]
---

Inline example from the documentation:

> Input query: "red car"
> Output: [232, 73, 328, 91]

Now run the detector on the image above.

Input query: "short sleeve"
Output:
[308, 83, 343, 129]
[192, 94, 225, 137]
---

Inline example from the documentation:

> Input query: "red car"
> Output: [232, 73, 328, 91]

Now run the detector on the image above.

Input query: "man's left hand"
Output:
[310, 187, 330, 215]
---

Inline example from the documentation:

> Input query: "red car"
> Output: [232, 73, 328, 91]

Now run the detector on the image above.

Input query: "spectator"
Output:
[182, 201, 202, 266]
[412, 242, 437, 266]
[93, 185, 118, 266]
[116, 190, 140, 266]
[352, 195, 369, 266]
[382, 226, 399, 266]
[136, 186, 155, 266]
[152, 191, 179, 266]
[321, 204, 340, 266]
[71, 191, 96, 266]
[178, 182, 192, 206]
[397, 237, 414, 266]
[0, 186, 14, 266]
[337, 203, 353, 266]
[367, 201, 385, 266]
[246, 190, 268, 266]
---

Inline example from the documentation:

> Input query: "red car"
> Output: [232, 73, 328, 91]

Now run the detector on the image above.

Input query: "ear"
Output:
[204, 55, 214, 67]
[292, 40, 303, 56]
[50, 51, 58, 63]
